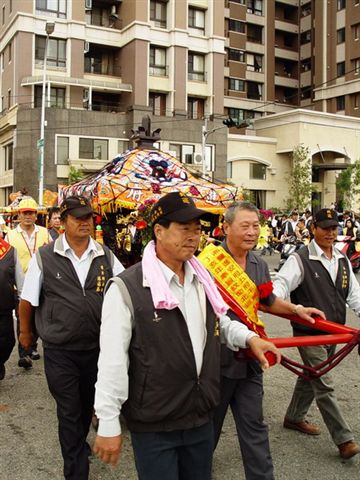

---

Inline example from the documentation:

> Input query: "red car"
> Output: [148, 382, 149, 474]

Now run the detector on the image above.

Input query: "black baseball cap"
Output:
[150, 192, 205, 225]
[59, 195, 93, 218]
[314, 208, 339, 228]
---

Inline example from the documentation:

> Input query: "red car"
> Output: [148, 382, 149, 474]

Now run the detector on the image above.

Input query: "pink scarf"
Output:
[142, 240, 228, 317]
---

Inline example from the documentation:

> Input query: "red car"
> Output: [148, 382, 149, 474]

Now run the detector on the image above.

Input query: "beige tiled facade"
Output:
[0, 0, 360, 210]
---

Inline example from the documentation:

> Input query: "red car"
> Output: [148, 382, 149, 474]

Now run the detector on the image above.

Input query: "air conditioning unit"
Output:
[109, 5, 119, 21]
[83, 89, 89, 102]
[85, 0, 92, 10]
[194, 154, 203, 164]
[84, 41, 90, 53]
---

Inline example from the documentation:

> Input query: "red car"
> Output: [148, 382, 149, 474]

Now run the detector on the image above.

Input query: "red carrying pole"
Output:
[269, 333, 354, 349]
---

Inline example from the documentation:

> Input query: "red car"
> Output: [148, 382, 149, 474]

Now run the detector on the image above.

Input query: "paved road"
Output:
[0, 252, 359, 479]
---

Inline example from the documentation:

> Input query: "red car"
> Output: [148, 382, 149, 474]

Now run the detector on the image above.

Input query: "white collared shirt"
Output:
[21, 235, 124, 306]
[273, 239, 360, 315]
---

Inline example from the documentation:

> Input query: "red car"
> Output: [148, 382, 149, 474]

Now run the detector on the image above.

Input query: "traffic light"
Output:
[222, 118, 253, 129]
[223, 117, 237, 128]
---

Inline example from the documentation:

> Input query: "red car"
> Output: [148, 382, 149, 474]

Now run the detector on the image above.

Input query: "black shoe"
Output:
[30, 350, 40, 360]
[0, 364, 5, 380]
[18, 356, 33, 369]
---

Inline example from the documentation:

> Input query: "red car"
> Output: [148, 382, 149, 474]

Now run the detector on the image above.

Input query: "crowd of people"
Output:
[257, 208, 360, 258]
[1, 194, 360, 480]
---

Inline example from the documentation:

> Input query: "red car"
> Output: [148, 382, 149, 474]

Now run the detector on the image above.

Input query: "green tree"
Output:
[68, 166, 84, 184]
[336, 159, 360, 210]
[286, 144, 313, 211]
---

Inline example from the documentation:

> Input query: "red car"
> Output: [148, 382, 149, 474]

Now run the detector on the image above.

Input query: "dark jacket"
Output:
[290, 244, 350, 335]
[0, 247, 16, 313]
[35, 237, 113, 350]
[118, 262, 221, 433]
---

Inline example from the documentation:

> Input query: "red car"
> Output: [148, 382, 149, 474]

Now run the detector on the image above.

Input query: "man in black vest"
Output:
[273, 208, 360, 460]
[93, 192, 280, 480]
[18, 196, 124, 480]
[0, 238, 23, 380]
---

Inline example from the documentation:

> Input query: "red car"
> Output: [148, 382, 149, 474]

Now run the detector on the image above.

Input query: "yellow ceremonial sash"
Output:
[198, 243, 264, 328]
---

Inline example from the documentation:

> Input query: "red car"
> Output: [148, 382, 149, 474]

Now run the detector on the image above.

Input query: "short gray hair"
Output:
[224, 201, 260, 224]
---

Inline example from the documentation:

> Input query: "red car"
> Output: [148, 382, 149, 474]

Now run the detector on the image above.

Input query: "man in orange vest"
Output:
[5, 198, 50, 368]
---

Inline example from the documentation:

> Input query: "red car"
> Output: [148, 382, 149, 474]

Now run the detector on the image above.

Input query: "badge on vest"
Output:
[55, 272, 62, 280]
[214, 317, 220, 337]
[152, 311, 162, 322]
[96, 264, 106, 293]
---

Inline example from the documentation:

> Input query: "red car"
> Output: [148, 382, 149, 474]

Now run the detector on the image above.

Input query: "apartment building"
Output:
[224, 0, 360, 209]
[1, 0, 360, 209]
[0, 0, 227, 204]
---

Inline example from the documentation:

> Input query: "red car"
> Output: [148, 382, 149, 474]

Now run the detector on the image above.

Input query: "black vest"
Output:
[0, 247, 16, 313]
[35, 242, 113, 349]
[290, 247, 350, 335]
[119, 263, 221, 433]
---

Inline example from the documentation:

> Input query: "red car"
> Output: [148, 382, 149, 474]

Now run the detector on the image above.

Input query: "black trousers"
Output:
[44, 347, 99, 480]
[0, 311, 15, 366]
[213, 374, 274, 480]
[131, 422, 214, 480]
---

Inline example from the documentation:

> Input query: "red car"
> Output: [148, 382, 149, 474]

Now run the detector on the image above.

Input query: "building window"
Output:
[0, 53, 3, 72]
[336, 95, 345, 110]
[85, 6, 116, 28]
[188, 7, 205, 34]
[2, 6, 5, 25]
[149, 92, 166, 115]
[35, 86, 65, 108]
[227, 161, 232, 179]
[7, 89, 11, 109]
[353, 23, 360, 40]
[228, 48, 245, 62]
[230, 0, 245, 4]
[188, 52, 205, 81]
[187, 97, 204, 119]
[4, 143, 13, 170]
[79, 138, 108, 160]
[85, 47, 116, 76]
[36, 0, 66, 18]
[8, 42, 11, 62]
[300, 30, 311, 45]
[301, 58, 311, 71]
[150, 0, 167, 28]
[247, 81, 262, 100]
[301, 3, 311, 16]
[117, 140, 129, 154]
[169, 143, 181, 159]
[149, 46, 167, 76]
[229, 19, 246, 33]
[337, 0, 346, 10]
[229, 78, 245, 91]
[337, 61, 346, 77]
[227, 107, 262, 123]
[181, 145, 195, 164]
[247, 0, 263, 16]
[9, 0, 12, 14]
[353, 58, 360, 74]
[247, 23, 262, 43]
[250, 163, 266, 180]
[354, 93, 360, 109]
[337, 28, 345, 44]
[56, 136, 69, 165]
[35, 36, 66, 68]
[247, 53, 263, 72]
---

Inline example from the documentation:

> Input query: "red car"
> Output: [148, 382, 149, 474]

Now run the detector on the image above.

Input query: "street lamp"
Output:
[38, 21, 55, 206]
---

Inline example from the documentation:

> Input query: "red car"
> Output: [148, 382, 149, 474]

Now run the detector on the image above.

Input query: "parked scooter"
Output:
[334, 235, 360, 273]
[275, 235, 305, 272]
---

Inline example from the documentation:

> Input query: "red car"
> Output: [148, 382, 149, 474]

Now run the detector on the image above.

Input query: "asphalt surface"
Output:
[0, 252, 359, 479]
